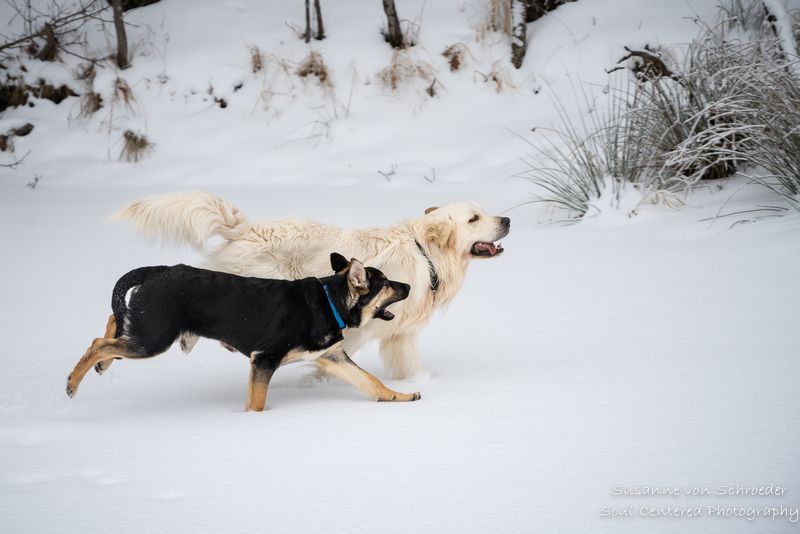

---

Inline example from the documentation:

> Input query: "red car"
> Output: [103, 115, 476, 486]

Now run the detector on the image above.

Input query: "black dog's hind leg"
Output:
[94, 313, 118, 375]
[246, 352, 277, 412]
[67, 337, 143, 397]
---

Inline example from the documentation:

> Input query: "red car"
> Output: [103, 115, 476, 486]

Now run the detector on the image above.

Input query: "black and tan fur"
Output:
[66, 253, 419, 411]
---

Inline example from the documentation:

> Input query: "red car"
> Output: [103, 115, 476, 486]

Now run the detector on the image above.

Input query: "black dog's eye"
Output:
[468, 214, 479, 223]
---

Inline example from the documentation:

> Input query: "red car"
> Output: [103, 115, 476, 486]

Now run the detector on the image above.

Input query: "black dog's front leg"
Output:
[246, 352, 277, 412]
[316, 350, 421, 402]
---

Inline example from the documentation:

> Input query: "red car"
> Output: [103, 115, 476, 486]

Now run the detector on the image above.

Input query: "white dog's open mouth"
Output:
[471, 241, 504, 257]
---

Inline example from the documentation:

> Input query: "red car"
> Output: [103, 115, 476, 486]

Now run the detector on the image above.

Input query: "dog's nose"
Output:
[500, 217, 511, 229]
[398, 283, 411, 299]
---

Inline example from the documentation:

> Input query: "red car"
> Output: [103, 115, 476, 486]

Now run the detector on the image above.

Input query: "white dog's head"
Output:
[420, 201, 510, 261]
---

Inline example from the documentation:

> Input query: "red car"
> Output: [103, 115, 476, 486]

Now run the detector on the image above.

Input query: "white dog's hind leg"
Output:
[380, 332, 425, 380]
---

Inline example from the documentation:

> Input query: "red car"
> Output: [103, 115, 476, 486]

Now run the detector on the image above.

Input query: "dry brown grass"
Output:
[442, 43, 473, 72]
[488, 0, 512, 34]
[120, 130, 153, 162]
[0, 79, 29, 112]
[295, 51, 332, 88]
[378, 50, 435, 92]
[250, 45, 265, 74]
[79, 91, 103, 116]
[0, 77, 77, 112]
[476, 61, 517, 93]
[0, 122, 34, 152]
[75, 63, 96, 85]
[112, 77, 134, 108]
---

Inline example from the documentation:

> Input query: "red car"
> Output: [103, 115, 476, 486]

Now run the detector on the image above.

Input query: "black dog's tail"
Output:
[111, 266, 170, 338]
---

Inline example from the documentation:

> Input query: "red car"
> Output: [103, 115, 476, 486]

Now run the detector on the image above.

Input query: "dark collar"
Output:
[415, 240, 440, 295]
[321, 282, 346, 329]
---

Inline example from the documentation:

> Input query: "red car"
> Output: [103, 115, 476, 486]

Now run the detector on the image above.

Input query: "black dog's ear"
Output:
[347, 259, 368, 293]
[330, 252, 350, 273]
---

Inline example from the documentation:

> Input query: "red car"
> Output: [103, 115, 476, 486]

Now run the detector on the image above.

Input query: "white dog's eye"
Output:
[468, 214, 479, 223]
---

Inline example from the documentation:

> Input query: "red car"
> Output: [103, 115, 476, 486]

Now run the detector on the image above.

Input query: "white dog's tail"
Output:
[113, 191, 250, 249]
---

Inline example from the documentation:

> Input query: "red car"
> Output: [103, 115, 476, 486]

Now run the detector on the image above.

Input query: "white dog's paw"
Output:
[406, 370, 431, 383]
[299, 368, 330, 387]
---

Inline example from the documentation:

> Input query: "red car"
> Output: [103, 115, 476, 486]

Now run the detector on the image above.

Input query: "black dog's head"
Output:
[330, 252, 410, 326]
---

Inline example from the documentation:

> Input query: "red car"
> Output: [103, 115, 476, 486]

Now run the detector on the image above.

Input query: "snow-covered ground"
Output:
[2, 1, 800, 533]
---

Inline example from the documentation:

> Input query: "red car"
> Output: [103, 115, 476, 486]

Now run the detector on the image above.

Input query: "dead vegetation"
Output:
[442, 43, 472, 72]
[250, 45, 265, 74]
[111, 76, 136, 113]
[120, 130, 152, 162]
[295, 51, 332, 88]
[75, 62, 97, 85]
[487, 0, 513, 35]
[249, 50, 299, 113]
[475, 61, 517, 92]
[80, 91, 103, 116]
[378, 50, 435, 92]
[0, 75, 77, 112]
[0, 122, 34, 152]
[74, 62, 103, 117]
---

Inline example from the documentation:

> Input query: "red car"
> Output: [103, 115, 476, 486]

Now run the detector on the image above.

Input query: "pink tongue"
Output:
[477, 242, 496, 255]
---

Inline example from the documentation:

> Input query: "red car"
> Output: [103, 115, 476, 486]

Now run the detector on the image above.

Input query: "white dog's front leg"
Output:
[380, 332, 424, 380]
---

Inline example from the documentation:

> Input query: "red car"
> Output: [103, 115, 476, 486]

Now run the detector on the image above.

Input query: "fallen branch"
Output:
[611, 45, 683, 83]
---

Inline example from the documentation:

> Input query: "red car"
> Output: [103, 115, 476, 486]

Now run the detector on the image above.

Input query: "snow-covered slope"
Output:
[2, 0, 721, 189]
[1, 1, 799, 533]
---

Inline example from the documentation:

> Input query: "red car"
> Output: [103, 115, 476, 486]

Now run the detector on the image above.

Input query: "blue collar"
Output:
[322, 283, 346, 330]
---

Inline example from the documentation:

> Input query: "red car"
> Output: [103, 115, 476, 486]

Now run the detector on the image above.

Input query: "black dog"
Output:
[66, 253, 419, 411]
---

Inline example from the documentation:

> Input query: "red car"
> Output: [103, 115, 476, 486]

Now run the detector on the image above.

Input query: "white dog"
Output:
[116, 192, 510, 379]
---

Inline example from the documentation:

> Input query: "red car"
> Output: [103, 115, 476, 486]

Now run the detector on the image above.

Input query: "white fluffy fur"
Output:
[115, 192, 508, 378]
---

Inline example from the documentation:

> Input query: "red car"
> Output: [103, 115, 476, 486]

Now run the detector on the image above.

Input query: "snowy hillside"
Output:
[2, 1, 800, 533]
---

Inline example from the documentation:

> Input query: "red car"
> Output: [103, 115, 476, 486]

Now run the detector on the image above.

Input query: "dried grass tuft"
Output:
[112, 76, 135, 112]
[378, 50, 435, 92]
[250, 46, 265, 74]
[442, 43, 473, 72]
[295, 51, 332, 88]
[80, 91, 103, 116]
[120, 130, 153, 162]
[476, 61, 517, 93]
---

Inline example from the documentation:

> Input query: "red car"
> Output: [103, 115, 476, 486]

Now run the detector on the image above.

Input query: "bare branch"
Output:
[0, 0, 108, 55]
[615, 45, 683, 83]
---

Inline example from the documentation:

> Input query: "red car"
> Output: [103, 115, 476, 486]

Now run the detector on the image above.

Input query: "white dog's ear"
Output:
[330, 252, 350, 273]
[425, 220, 456, 250]
[424, 206, 439, 215]
[347, 259, 368, 293]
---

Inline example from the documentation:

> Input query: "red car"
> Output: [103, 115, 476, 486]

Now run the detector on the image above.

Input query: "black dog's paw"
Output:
[94, 362, 104, 375]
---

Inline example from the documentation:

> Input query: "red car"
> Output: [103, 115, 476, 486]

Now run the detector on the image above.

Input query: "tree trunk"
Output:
[525, 0, 573, 22]
[511, 0, 528, 68]
[107, 0, 161, 11]
[314, 0, 325, 40]
[111, 0, 129, 69]
[382, 0, 403, 49]
[304, 0, 311, 43]
[511, 0, 575, 69]
[762, 0, 800, 80]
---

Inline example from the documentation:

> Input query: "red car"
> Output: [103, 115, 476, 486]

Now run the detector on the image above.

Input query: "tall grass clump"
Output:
[517, 79, 648, 216]
[521, 7, 800, 218]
